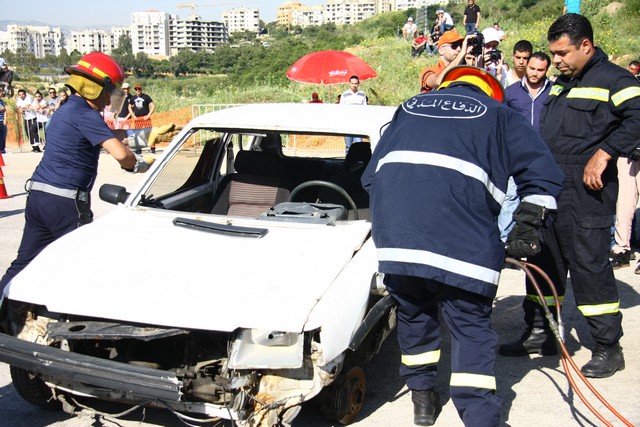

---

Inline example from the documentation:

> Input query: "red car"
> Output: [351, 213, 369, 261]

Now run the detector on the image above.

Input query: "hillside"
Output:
[7, 0, 640, 110]
[148, 0, 640, 108]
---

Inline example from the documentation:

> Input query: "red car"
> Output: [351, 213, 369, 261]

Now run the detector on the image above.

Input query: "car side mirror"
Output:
[99, 184, 130, 205]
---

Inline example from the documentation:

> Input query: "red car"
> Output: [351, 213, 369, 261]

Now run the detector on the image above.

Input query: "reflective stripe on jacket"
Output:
[362, 83, 564, 298]
[540, 48, 640, 158]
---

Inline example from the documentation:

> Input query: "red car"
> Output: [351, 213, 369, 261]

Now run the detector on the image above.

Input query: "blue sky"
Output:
[4, 0, 323, 28]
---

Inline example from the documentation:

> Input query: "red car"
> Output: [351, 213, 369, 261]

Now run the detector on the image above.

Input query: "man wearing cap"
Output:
[411, 31, 432, 58]
[116, 82, 133, 126]
[435, 8, 454, 35]
[402, 16, 417, 40]
[363, 65, 563, 426]
[419, 29, 474, 92]
[477, 27, 508, 87]
[128, 84, 155, 121]
[0, 53, 154, 299]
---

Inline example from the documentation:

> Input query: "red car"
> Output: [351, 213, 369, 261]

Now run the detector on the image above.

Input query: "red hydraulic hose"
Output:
[504, 257, 634, 427]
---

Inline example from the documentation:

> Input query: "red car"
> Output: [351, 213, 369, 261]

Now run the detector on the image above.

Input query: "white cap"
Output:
[408, 16, 413, 21]
[481, 27, 501, 45]
[437, 8, 445, 13]
[0, 58, 5, 67]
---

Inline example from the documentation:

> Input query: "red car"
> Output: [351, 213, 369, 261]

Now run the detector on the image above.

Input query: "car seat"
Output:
[210, 150, 291, 217]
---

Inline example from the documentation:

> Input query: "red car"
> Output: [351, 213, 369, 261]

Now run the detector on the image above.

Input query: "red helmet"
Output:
[65, 52, 125, 87]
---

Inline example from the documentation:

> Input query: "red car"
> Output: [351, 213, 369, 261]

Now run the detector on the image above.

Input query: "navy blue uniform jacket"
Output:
[362, 84, 564, 298]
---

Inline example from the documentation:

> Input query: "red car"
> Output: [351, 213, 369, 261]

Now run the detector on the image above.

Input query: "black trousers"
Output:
[524, 158, 623, 346]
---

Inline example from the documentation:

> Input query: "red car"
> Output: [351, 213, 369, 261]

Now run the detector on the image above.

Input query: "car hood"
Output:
[7, 207, 372, 333]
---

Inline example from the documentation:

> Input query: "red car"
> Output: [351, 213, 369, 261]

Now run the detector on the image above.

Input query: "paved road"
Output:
[0, 151, 639, 426]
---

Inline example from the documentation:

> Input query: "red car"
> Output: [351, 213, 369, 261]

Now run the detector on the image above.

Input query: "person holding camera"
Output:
[419, 29, 476, 92]
[475, 27, 508, 87]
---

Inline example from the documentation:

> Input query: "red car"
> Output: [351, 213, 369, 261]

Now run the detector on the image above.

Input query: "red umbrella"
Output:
[286, 50, 377, 85]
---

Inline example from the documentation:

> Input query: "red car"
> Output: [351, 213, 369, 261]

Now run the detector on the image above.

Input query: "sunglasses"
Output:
[449, 42, 463, 49]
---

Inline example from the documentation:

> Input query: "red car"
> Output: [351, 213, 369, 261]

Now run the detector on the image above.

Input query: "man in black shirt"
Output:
[128, 83, 155, 120]
[463, 0, 481, 34]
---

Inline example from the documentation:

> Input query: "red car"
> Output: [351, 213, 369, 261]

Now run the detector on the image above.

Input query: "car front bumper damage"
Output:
[0, 332, 241, 419]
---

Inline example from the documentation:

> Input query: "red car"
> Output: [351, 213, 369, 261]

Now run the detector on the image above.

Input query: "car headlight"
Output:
[228, 329, 304, 369]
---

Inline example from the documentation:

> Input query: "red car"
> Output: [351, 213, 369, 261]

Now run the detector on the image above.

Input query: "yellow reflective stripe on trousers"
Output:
[402, 350, 441, 366]
[566, 87, 609, 102]
[526, 294, 564, 307]
[577, 301, 620, 316]
[611, 86, 640, 106]
[450, 373, 496, 390]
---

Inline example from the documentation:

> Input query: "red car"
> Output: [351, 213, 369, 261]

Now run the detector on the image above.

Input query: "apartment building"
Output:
[131, 10, 171, 58]
[68, 30, 112, 54]
[169, 15, 227, 55]
[0, 25, 63, 58]
[324, 0, 376, 26]
[111, 27, 132, 49]
[223, 7, 260, 34]
[291, 5, 324, 28]
[277, 2, 305, 26]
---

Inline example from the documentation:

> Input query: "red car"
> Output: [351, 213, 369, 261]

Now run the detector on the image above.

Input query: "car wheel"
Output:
[319, 365, 366, 425]
[10, 365, 61, 410]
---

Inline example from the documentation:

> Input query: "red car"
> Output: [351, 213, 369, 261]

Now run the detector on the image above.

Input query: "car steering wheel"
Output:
[288, 180, 359, 220]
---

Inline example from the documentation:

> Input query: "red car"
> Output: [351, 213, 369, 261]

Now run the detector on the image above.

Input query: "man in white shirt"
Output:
[339, 75, 367, 152]
[16, 89, 40, 152]
[435, 9, 454, 35]
[402, 17, 418, 40]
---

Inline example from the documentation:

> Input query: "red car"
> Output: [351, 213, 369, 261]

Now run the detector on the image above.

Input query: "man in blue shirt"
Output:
[498, 53, 553, 241]
[0, 52, 154, 299]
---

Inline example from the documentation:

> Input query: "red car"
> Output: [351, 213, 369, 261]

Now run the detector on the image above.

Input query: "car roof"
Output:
[187, 103, 396, 146]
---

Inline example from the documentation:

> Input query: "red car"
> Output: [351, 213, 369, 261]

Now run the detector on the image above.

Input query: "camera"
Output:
[468, 31, 484, 56]
[629, 147, 640, 162]
[488, 49, 503, 63]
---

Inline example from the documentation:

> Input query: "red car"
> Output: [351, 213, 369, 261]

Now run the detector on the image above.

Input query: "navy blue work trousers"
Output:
[0, 191, 91, 295]
[385, 274, 501, 427]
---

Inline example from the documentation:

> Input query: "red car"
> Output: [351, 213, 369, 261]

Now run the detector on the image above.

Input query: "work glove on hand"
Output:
[132, 154, 155, 173]
[505, 201, 547, 258]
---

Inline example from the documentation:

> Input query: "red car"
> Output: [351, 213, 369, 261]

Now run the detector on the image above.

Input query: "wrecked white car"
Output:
[0, 103, 397, 425]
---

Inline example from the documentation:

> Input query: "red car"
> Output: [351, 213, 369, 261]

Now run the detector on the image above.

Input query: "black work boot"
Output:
[498, 327, 557, 356]
[580, 343, 625, 378]
[611, 251, 631, 269]
[411, 389, 441, 426]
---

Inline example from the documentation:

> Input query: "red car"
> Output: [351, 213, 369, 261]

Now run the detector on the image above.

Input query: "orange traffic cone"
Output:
[0, 153, 10, 199]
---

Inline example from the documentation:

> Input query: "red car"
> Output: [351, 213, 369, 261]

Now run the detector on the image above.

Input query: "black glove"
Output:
[505, 202, 547, 258]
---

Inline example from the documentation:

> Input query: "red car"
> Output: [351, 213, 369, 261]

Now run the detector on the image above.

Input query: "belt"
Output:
[26, 180, 89, 202]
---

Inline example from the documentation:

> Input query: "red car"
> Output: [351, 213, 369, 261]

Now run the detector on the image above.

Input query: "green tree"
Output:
[112, 34, 135, 74]
[170, 50, 194, 77]
[133, 52, 155, 78]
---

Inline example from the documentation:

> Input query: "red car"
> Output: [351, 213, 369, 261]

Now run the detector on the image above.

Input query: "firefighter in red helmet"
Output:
[362, 66, 563, 426]
[0, 52, 154, 299]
